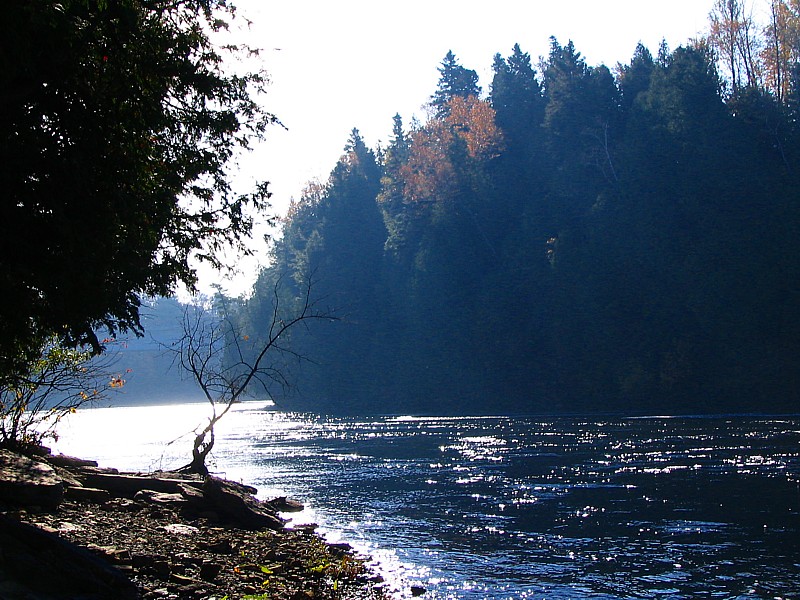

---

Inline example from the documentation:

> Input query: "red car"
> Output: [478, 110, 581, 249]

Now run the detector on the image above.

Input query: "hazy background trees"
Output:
[233, 1, 800, 415]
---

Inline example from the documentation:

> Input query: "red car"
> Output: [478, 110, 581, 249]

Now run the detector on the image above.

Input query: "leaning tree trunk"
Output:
[179, 417, 218, 475]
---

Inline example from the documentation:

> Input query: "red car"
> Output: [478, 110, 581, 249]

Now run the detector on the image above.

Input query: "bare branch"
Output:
[164, 275, 336, 474]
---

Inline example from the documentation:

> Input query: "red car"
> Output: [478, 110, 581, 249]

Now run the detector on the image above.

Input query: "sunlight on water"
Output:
[49, 405, 800, 599]
[51, 401, 218, 471]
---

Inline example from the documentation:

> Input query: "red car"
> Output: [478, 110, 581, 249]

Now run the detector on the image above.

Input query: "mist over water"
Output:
[54, 404, 800, 599]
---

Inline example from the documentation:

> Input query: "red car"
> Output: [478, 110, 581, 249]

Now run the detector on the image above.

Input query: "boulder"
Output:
[202, 476, 285, 530]
[0, 514, 137, 599]
[65, 485, 111, 503]
[134, 489, 187, 505]
[269, 496, 305, 512]
[47, 454, 99, 468]
[0, 449, 64, 509]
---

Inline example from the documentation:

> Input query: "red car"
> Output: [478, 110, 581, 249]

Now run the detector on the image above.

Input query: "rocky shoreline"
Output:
[0, 448, 394, 599]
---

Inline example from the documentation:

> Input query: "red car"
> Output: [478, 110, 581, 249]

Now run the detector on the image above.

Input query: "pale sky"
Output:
[206, 0, 717, 296]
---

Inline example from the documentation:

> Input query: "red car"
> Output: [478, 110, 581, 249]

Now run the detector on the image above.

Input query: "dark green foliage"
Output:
[0, 1, 273, 382]
[237, 40, 800, 415]
[430, 50, 481, 116]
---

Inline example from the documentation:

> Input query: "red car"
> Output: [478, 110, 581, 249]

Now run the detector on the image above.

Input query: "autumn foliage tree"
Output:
[761, 0, 800, 102]
[402, 96, 503, 205]
[708, 0, 762, 92]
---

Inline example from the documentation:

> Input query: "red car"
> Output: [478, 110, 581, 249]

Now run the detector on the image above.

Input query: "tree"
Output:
[0, 338, 124, 451]
[401, 96, 503, 206]
[430, 51, 481, 116]
[617, 43, 656, 113]
[378, 114, 414, 258]
[708, 0, 762, 93]
[0, 0, 275, 382]
[171, 279, 333, 475]
[267, 131, 387, 409]
[490, 44, 544, 147]
[541, 38, 621, 222]
[762, 0, 800, 102]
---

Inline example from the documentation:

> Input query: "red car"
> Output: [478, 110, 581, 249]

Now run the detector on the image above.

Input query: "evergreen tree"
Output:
[618, 43, 656, 113]
[430, 51, 481, 116]
[490, 44, 545, 150]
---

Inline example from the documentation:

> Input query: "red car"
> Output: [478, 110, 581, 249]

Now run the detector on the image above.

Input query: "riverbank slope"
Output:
[0, 448, 390, 599]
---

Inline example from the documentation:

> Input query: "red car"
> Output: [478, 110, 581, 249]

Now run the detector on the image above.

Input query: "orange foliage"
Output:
[445, 96, 504, 160]
[400, 121, 457, 204]
[400, 96, 503, 204]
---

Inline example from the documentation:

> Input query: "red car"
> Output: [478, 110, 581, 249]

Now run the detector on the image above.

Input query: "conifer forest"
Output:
[232, 20, 800, 415]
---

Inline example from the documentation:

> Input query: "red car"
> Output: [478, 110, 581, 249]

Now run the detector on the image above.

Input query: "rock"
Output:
[81, 465, 120, 474]
[53, 520, 83, 534]
[86, 544, 133, 564]
[66, 484, 111, 503]
[199, 561, 223, 581]
[175, 553, 203, 566]
[328, 542, 353, 557]
[269, 496, 305, 512]
[52, 466, 85, 488]
[135, 489, 188, 505]
[82, 472, 202, 497]
[47, 453, 99, 468]
[411, 584, 427, 596]
[202, 476, 285, 530]
[0, 514, 137, 599]
[200, 538, 236, 555]
[152, 560, 171, 578]
[169, 572, 197, 585]
[0, 449, 64, 509]
[178, 481, 208, 506]
[132, 554, 160, 568]
[24, 444, 52, 457]
[160, 523, 199, 536]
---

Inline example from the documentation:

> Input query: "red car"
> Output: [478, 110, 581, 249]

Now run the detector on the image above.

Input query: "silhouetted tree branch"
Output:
[170, 276, 334, 474]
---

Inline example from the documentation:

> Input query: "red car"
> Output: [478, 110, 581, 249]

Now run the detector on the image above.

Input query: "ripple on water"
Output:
[50, 408, 800, 599]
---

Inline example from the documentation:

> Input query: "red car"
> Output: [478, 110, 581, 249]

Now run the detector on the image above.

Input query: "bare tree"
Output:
[170, 277, 333, 475]
[708, 0, 762, 93]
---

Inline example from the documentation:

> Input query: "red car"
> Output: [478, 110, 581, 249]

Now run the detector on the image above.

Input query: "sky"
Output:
[205, 0, 718, 296]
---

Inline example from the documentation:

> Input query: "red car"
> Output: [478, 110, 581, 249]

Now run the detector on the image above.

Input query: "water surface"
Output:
[53, 405, 800, 598]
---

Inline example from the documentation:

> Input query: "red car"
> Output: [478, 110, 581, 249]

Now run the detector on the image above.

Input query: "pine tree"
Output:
[430, 51, 481, 116]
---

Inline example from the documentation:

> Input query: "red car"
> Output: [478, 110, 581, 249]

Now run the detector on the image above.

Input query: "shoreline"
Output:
[0, 448, 395, 599]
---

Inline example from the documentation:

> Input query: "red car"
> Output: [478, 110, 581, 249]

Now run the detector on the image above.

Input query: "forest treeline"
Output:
[231, 7, 800, 415]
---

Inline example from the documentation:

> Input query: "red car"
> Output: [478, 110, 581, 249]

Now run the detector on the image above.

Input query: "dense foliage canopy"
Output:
[236, 11, 800, 415]
[0, 0, 273, 381]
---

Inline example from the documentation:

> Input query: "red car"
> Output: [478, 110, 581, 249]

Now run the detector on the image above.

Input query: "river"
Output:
[51, 403, 800, 599]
